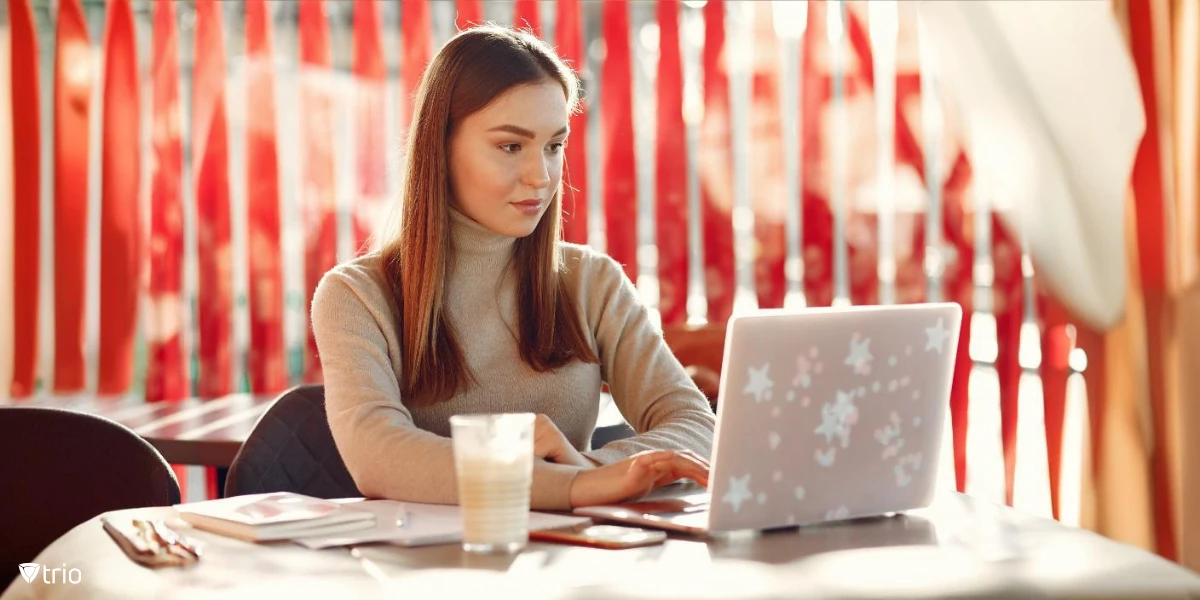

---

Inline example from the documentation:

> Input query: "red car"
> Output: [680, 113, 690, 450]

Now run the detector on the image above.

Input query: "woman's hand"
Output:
[533, 414, 593, 468]
[568, 449, 710, 508]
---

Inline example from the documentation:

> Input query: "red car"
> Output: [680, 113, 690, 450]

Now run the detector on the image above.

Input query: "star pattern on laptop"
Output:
[722, 474, 754, 513]
[925, 318, 951, 354]
[844, 335, 873, 375]
[743, 364, 774, 403]
[768, 431, 781, 450]
[815, 389, 859, 447]
[793, 355, 818, 389]
[895, 453, 924, 487]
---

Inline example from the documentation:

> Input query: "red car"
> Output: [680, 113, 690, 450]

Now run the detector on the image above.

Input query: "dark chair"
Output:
[591, 421, 636, 449]
[225, 385, 361, 499]
[0, 407, 180, 591]
[226, 385, 639, 500]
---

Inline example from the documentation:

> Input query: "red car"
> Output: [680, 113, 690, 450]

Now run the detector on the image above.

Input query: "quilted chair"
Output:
[225, 385, 641, 499]
[225, 385, 361, 499]
[0, 407, 180, 591]
[590, 420, 636, 449]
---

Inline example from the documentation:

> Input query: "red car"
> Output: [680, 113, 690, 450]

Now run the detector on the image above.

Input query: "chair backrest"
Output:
[226, 385, 647, 501]
[0, 406, 180, 589]
[225, 385, 361, 499]
[663, 322, 726, 408]
[591, 421, 636, 449]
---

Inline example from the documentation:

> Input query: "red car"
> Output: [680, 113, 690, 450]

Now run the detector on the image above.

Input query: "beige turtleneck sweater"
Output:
[311, 209, 716, 510]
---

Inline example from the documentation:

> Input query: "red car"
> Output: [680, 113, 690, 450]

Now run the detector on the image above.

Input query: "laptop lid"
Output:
[706, 303, 962, 532]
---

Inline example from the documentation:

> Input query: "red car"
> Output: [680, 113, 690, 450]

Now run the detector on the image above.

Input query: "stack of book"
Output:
[174, 493, 376, 543]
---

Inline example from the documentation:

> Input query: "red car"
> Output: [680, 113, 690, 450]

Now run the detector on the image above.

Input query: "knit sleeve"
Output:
[312, 264, 582, 509]
[566, 248, 716, 465]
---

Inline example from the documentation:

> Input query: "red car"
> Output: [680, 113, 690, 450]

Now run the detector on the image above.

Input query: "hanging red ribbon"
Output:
[400, 0, 432, 137]
[1035, 293, 1073, 518]
[52, 0, 91, 393]
[245, 0, 287, 393]
[700, 0, 734, 321]
[750, 2, 785, 310]
[556, 0, 588, 245]
[655, 0, 687, 325]
[799, 1, 832, 309]
[601, 0, 637, 282]
[353, 0, 387, 256]
[9, 0, 40, 397]
[146, 0, 188, 402]
[146, 1, 191, 495]
[193, 0, 233, 397]
[97, 0, 141, 394]
[1126, 0, 1176, 560]
[299, 0, 338, 384]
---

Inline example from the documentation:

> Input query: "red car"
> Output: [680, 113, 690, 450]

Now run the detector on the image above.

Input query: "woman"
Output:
[312, 25, 714, 511]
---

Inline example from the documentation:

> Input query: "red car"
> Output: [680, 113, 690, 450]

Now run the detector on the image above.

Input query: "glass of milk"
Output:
[450, 413, 535, 554]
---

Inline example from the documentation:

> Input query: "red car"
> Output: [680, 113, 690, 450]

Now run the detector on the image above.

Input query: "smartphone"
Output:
[530, 523, 667, 549]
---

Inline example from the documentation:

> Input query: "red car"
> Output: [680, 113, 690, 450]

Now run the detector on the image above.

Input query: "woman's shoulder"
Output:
[557, 242, 637, 312]
[313, 253, 394, 314]
[558, 242, 627, 284]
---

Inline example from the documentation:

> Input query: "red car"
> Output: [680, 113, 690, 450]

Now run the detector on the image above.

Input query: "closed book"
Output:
[174, 493, 376, 543]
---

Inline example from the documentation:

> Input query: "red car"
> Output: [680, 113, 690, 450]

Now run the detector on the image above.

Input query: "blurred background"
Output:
[1, 0, 1197, 570]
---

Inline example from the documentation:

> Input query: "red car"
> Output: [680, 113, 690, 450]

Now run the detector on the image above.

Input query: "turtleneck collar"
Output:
[448, 206, 517, 277]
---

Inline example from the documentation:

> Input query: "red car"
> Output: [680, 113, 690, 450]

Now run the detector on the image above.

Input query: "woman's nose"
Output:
[524, 156, 552, 189]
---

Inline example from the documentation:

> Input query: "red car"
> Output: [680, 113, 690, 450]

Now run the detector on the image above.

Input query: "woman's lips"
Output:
[511, 199, 543, 215]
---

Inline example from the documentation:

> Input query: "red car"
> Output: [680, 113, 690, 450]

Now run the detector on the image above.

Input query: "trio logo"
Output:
[17, 563, 82, 585]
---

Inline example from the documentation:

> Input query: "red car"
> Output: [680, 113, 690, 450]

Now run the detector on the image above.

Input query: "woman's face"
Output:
[448, 81, 569, 238]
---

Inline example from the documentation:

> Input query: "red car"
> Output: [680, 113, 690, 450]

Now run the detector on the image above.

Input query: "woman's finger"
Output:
[673, 450, 709, 467]
[631, 449, 678, 463]
[678, 449, 711, 469]
[633, 451, 705, 476]
[666, 455, 709, 486]
[624, 450, 709, 490]
[651, 469, 681, 488]
[652, 452, 705, 474]
[639, 457, 705, 489]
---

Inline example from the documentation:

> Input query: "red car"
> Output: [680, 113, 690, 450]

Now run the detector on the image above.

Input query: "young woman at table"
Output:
[311, 26, 714, 510]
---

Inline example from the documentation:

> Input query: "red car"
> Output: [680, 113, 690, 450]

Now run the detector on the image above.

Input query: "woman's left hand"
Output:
[533, 414, 593, 468]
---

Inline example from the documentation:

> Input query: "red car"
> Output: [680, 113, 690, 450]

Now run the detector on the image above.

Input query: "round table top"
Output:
[4, 492, 1199, 600]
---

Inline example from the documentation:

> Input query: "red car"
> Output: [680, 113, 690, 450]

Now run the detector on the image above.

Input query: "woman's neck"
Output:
[447, 206, 518, 277]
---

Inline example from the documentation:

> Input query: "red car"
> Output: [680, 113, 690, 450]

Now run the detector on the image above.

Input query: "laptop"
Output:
[575, 302, 963, 535]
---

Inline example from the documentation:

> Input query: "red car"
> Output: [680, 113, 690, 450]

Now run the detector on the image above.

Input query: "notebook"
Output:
[294, 500, 592, 550]
[575, 303, 963, 535]
[174, 492, 377, 543]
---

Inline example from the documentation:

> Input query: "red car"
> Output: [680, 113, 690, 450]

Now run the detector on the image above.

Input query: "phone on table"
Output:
[530, 523, 667, 549]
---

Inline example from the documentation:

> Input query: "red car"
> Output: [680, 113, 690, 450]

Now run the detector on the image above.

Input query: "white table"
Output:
[4, 491, 1199, 599]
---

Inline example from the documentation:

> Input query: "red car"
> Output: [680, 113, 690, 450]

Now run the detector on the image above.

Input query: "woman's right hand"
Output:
[568, 450, 709, 508]
[533, 414, 592, 468]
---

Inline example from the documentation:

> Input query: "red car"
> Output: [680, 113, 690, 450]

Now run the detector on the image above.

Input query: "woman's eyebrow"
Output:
[486, 124, 570, 138]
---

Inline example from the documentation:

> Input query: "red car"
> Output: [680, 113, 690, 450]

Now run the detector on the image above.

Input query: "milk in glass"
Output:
[450, 413, 535, 553]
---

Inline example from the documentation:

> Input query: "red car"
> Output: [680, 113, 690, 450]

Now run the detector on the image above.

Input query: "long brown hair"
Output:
[380, 26, 599, 407]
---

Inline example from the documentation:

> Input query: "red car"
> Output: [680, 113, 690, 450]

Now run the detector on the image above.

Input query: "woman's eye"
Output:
[500, 143, 522, 153]
[547, 142, 565, 154]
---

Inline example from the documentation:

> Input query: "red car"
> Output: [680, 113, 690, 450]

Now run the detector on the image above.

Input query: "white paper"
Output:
[294, 500, 592, 550]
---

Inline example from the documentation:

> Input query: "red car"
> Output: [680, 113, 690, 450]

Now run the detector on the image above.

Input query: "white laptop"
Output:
[575, 302, 963, 535]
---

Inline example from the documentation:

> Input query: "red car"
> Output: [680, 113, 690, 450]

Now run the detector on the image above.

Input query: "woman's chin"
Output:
[492, 212, 544, 238]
